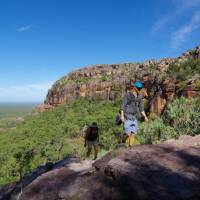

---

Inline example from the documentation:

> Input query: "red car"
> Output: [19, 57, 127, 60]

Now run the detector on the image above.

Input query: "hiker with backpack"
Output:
[84, 122, 99, 160]
[121, 81, 148, 147]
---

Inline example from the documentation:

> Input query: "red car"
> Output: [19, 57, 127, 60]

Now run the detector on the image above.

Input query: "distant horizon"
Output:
[0, 102, 42, 104]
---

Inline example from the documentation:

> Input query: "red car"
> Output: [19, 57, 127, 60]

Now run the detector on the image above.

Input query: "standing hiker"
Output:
[121, 81, 148, 147]
[84, 122, 99, 160]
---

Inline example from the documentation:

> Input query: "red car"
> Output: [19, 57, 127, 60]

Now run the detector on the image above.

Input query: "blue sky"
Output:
[0, 0, 200, 102]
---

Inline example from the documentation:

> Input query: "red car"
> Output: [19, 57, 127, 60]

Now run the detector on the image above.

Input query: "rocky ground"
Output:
[1, 135, 200, 200]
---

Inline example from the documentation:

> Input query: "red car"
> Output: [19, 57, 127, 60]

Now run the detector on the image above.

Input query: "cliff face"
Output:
[40, 46, 200, 114]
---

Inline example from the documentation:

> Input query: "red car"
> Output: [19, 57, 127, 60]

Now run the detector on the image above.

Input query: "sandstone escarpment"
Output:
[40, 46, 200, 114]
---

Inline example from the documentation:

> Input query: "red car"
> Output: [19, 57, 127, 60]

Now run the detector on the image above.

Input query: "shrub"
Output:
[168, 58, 200, 81]
[137, 114, 177, 144]
[101, 75, 109, 82]
[163, 97, 200, 136]
[138, 97, 200, 144]
[195, 80, 200, 90]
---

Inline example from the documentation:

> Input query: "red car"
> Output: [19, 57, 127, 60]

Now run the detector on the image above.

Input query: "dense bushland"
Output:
[0, 98, 121, 185]
[0, 97, 199, 186]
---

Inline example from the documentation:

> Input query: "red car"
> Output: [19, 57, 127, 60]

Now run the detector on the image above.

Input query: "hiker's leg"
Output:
[125, 134, 131, 147]
[122, 133, 128, 143]
[94, 144, 98, 159]
[128, 119, 138, 147]
[87, 147, 92, 157]
[129, 133, 136, 146]
[86, 141, 92, 157]
[124, 120, 132, 147]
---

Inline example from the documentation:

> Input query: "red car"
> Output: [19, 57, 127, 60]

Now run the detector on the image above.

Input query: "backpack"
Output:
[115, 114, 122, 125]
[86, 126, 99, 141]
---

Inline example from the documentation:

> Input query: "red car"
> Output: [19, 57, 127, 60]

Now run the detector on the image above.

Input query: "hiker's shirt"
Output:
[121, 92, 144, 121]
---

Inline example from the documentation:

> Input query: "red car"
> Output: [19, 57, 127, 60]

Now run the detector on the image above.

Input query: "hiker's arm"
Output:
[120, 95, 128, 122]
[84, 129, 90, 146]
[141, 111, 148, 122]
[120, 110, 125, 123]
[139, 98, 148, 122]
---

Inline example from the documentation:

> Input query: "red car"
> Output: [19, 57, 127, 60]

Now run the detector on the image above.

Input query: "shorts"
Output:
[87, 140, 99, 148]
[124, 119, 138, 135]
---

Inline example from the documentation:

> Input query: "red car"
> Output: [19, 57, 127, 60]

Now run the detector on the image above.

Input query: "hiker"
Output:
[84, 122, 99, 160]
[121, 81, 148, 147]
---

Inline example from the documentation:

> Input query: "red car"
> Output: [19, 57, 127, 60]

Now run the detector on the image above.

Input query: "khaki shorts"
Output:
[87, 140, 99, 148]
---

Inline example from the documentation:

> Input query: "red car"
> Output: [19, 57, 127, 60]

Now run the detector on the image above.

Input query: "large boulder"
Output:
[2, 135, 199, 200]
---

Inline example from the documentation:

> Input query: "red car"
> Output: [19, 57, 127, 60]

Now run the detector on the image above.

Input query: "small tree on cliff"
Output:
[14, 145, 34, 181]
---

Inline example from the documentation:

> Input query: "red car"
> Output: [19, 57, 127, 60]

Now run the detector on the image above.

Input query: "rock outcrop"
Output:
[182, 79, 200, 98]
[1, 135, 199, 200]
[40, 46, 200, 115]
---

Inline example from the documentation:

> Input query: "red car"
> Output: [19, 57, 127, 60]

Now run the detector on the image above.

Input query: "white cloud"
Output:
[152, 15, 172, 33]
[151, 0, 200, 33]
[16, 25, 33, 32]
[174, 0, 200, 10]
[171, 12, 200, 48]
[0, 82, 53, 102]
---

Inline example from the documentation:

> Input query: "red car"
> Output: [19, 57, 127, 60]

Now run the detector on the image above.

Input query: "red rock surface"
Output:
[182, 79, 200, 98]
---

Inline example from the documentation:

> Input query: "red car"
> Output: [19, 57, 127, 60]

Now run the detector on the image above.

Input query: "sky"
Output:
[0, 0, 200, 102]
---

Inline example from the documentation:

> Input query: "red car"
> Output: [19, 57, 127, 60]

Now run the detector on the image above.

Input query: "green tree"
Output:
[14, 145, 34, 181]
